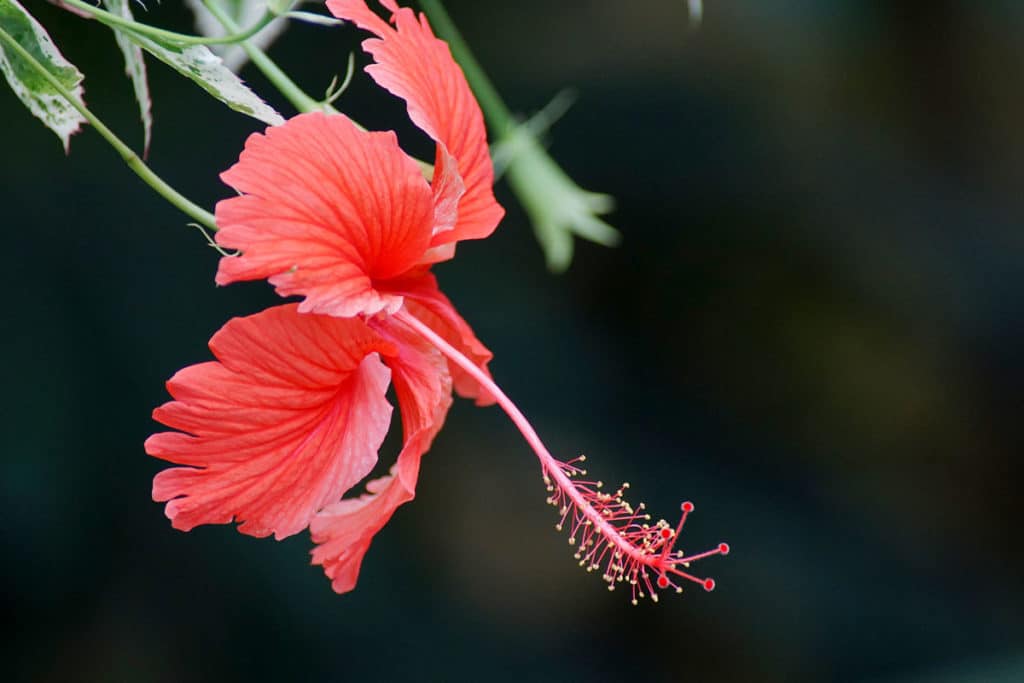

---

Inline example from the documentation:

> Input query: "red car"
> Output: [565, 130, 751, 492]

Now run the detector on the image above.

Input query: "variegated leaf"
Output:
[121, 30, 283, 127]
[0, 0, 87, 151]
[101, 0, 152, 153]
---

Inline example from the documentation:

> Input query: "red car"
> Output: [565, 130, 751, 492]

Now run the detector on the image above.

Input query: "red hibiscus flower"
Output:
[146, 0, 727, 600]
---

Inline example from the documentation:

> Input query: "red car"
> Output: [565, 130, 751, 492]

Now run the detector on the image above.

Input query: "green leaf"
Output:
[184, 0, 290, 73]
[101, 0, 152, 154]
[117, 29, 284, 127]
[0, 0, 87, 152]
[502, 125, 620, 272]
[493, 95, 621, 272]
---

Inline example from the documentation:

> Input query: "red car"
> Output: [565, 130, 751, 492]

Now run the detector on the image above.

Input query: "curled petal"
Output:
[428, 147, 465, 242]
[311, 321, 452, 593]
[146, 304, 397, 540]
[327, 0, 504, 250]
[214, 112, 435, 318]
[372, 315, 454, 449]
[309, 469, 408, 594]
[391, 272, 495, 405]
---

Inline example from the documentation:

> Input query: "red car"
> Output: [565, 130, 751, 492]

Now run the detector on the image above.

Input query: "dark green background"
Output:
[3, 1, 1023, 681]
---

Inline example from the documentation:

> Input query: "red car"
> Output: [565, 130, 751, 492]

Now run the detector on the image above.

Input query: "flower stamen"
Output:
[395, 309, 728, 601]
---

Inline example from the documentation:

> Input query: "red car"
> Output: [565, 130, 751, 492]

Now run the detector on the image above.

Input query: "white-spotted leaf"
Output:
[0, 0, 87, 152]
[120, 30, 283, 127]
[101, 0, 152, 154]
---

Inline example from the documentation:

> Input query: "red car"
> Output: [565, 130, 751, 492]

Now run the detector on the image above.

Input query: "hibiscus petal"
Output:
[327, 0, 505, 250]
[372, 314, 454, 450]
[390, 272, 496, 406]
[214, 111, 435, 318]
[428, 146, 465, 239]
[146, 304, 397, 540]
[310, 320, 452, 593]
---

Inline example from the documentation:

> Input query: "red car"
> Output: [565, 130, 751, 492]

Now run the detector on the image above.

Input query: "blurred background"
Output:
[3, 1, 1023, 681]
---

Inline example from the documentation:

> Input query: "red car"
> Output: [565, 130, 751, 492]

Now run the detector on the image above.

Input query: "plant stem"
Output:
[61, 0, 277, 47]
[394, 309, 650, 567]
[0, 26, 216, 230]
[201, 0, 434, 177]
[396, 308, 727, 593]
[417, 0, 515, 136]
[201, 0, 330, 114]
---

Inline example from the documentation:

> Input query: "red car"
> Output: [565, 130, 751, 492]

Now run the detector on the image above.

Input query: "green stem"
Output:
[417, 0, 515, 137]
[201, 0, 331, 114]
[61, 0, 277, 47]
[0, 26, 216, 230]
[201, 0, 434, 177]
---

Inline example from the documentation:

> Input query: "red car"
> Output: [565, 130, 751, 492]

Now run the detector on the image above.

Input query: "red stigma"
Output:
[538, 452, 727, 603]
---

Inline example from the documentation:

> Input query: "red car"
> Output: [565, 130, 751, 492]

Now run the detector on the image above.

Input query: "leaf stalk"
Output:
[0, 24, 216, 230]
